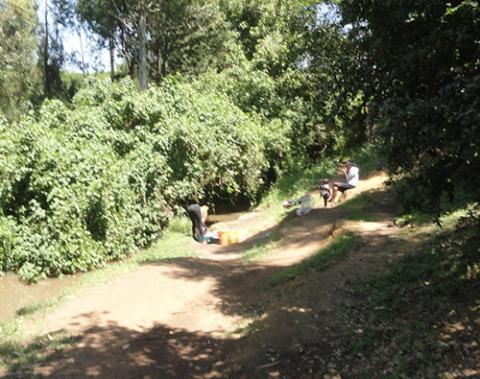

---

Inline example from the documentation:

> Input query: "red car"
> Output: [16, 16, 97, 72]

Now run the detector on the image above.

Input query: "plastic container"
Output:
[218, 230, 240, 245]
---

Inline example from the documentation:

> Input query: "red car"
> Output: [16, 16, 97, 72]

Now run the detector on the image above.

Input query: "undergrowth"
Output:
[342, 221, 480, 377]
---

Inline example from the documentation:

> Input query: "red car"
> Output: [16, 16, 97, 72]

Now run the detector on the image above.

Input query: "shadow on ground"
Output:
[3, 318, 234, 378]
[2, 187, 478, 378]
[1, 187, 396, 378]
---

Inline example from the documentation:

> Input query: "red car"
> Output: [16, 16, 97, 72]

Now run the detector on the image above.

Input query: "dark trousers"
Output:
[322, 194, 329, 207]
[187, 204, 207, 238]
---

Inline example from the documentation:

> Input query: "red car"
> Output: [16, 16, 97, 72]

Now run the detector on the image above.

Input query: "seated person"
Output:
[329, 160, 359, 204]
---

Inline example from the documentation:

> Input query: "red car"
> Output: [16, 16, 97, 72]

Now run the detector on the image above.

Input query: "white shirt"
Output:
[320, 183, 330, 196]
[346, 166, 359, 186]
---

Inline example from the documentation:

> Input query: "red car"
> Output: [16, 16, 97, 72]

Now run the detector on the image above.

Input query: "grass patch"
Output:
[365, 226, 479, 315]
[266, 233, 362, 287]
[229, 306, 264, 338]
[351, 144, 386, 174]
[0, 330, 81, 375]
[242, 231, 281, 262]
[133, 232, 196, 264]
[393, 211, 432, 227]
[338, 194, 382, 221]
[165, 216, 192, 236]
[351, 331, 376, 354]
[16, 298, 61, 318]
[394, 202, 478, 229]
[232, 321, 259, 337]
[242, 240, 277, 263]
[0, 319, 21, 340]
[260, 163, 335, 210]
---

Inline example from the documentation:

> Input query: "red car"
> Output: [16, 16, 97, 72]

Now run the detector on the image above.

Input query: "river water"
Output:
[206, 212, 244, 225]
[0, 272, 79, 323]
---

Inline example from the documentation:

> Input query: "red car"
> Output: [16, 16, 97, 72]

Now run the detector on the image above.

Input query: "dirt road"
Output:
[6, 172, 413, 378]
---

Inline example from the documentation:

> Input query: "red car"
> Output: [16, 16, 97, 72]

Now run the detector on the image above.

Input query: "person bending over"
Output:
[187, 203, 208, 242]
[329, 160, 359, 204]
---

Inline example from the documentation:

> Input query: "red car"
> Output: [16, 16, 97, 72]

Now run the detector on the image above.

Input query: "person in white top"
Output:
[329, 160, 359, 204]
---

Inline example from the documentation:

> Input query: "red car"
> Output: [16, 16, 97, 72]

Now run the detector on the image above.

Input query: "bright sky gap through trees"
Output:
[36, 0, 110, 72]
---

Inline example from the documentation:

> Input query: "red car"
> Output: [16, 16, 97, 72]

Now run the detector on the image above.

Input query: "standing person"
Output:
[319, 178, 332, 207]
[187, 203, 208, 242]
[329, 160, 359, 204]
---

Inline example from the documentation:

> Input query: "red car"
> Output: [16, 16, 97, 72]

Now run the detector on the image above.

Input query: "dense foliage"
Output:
[1, 0, 478, 282]
[0, 0, 350, 281]
[339, 0, 480, 214]
[0, 78, 290, 281]
[0, 0, 40, 119]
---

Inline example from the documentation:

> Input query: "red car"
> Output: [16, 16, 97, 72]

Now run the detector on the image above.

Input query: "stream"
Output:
[0, 272, 79, 323]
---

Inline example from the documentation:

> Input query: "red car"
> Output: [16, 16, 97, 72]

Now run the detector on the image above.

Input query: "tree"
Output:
[0, 0, 40, 118]
[137, 7, 147, 89]
[74, 0, 237, 84]
[302, 3, 369, 153]
[148, 0, 237, 79]
[75, 0, 151, 88]
[340, 0, 480, 213]
[71, 0, 121, 76]
[39, 0, 66, 98]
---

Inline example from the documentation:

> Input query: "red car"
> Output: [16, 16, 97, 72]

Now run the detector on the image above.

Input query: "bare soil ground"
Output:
[3, 172, 454, 378]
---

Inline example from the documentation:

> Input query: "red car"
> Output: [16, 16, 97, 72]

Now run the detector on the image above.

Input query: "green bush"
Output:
[0, 216, 19, 272]
[0, 77, 291, 281]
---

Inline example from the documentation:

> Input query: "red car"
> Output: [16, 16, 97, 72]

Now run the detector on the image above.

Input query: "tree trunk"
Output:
[109, 37, 115, 79]
[157, 48, 163, 78]
[79, 27, 86, 73]
[138, 10, 148, 90]
[44, 0, 50, 97]
[162, 41, 168, 77]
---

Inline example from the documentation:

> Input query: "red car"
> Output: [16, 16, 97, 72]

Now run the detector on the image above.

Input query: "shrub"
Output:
[0, 77, 291, 281]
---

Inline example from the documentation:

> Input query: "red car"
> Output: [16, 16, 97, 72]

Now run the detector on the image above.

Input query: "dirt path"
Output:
[7, 171, 413, 378]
